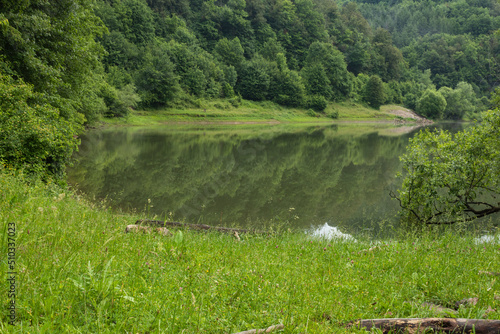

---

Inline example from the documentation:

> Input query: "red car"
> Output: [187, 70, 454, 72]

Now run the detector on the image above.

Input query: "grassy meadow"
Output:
[1, 171, 499, 333]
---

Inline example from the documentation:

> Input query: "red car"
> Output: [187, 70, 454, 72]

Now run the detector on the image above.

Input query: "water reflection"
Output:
[68, 123, 458, 231]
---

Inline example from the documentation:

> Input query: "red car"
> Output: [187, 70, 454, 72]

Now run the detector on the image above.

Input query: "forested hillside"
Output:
[93, 0, 500, 119]
[1, 0, 499, 179]
[353, 0, 500, 112]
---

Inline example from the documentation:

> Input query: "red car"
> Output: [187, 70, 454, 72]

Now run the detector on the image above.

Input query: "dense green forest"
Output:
[1, 0, 499, 179]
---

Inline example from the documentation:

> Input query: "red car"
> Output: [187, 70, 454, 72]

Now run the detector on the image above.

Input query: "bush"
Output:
[222, 82, 235, 98]
[306, 95, 328, 112]
[416, 89, 447, 119]
[363, 75, 385, 110]
[327, 110, 339, 119]
[229, 94, 242, 108]
[306, 109, 317, 117]
[0, 74, 79, 180]
[394, 109, 500, 225]
[213, 101, 231, 110]
[102, 84, 141, 118]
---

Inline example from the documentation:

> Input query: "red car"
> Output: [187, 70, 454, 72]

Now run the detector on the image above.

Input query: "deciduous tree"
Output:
[392, 109, 500, 225]
[416, 89, 447, 119]
[363, 75, 385, 109]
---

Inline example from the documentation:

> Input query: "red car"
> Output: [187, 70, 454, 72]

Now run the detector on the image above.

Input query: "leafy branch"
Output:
[392, 109, 500, 225]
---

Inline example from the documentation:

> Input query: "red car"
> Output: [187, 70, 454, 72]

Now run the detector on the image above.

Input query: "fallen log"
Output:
[125, 224, 172, 236]
[135, 219, 267, 234]
[350, 318, 500, 334]
[232, 324, 284, 334]
[479, 271, 500, 276]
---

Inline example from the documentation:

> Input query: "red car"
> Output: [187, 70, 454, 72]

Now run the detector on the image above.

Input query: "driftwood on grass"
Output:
[232, 324, 284, 334]
[135, 219, 267, 234]
[479, 271, 500, 276]
[351, 318, 500, 334]
[125, 224, 172, 236]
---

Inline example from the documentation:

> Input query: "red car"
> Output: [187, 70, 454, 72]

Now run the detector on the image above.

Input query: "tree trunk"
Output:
[350, 318, 500, 334]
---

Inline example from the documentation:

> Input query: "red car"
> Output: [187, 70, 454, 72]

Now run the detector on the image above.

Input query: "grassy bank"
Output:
[102, 99, 397, 127]
[1, 171, 499, 333]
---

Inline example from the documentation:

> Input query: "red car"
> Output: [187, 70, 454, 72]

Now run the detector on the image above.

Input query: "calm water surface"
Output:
[68, 123, 465, 234]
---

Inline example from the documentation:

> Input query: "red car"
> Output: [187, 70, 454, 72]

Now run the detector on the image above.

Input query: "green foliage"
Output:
[260, 37, 286, 62]
[327, 110, 339, 119]
[228, 94, 242, 107]
[0, 74, 79, 179]
[492, 87, 500, 109]
[97, 0, 155, 46]
[438, 82, 478, 120]
[235, 57, 271, 101]
[306, 95, 328, 112]
[205, 78, 222, 99]
[102, 84, 141, 117]
[136, 45, 180, 106]
[416, 89, 447, 119]
[384, 81, 403, 105]
[301, 64, 332, 100]
[268, 56, 306, 107]
[304, 42, 352, 101]
[371, 28, 404, 81]
[363, 75, 385, 109]
[394, 109, 500, 225]
[214, 37, 245, 68]
[355, 0, 500, 100]
[0, 0, 107, 123]
[99, 31, 141, 69]
[222, 82, 235, 99]
[306, 109, 317, 117]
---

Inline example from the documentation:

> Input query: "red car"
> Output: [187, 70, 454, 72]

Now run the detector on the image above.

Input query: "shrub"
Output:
[306, 95, 328, 112]
[416, 89, 447, 119]
[222, 82, 235, 99]
[327, 110, 339, 119]
[306, 109, 317, 117]
[363, 75, 385, 110]
[229, 94, 242, 108]
[0, 74, 79, 180]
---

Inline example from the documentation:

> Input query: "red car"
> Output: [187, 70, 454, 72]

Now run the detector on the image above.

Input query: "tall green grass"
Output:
[0, 171, 499, 333]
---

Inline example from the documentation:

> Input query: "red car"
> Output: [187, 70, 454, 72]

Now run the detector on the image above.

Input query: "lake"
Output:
[67, 122, 466, 235]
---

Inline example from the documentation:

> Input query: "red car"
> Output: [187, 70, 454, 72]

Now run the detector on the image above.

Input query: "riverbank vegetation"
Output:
[1, 171, 499, 333]
[101, 99, 397, 126]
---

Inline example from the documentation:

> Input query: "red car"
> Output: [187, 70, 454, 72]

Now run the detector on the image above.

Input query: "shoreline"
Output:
[97, 102, 431, 128]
